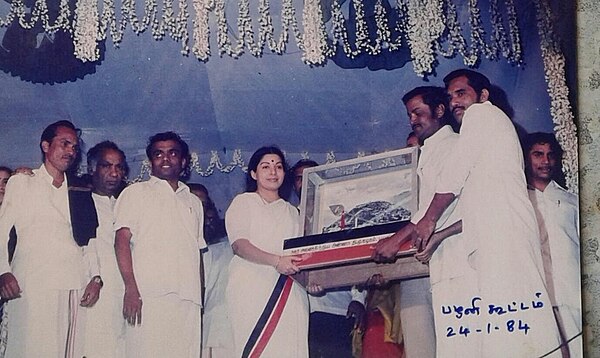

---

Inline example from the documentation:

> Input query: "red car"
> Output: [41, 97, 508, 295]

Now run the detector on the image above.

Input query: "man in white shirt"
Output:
[0, 120, 102, 357]
[114, 131, 206, 357]
[374, 86, 468, 357]
[412, 69, 561, 357]
[524, 132, 582, 357]
[83, 141, 129, 357]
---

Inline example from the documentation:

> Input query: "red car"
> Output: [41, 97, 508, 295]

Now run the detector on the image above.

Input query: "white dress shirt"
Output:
[114, 176, 206, 304]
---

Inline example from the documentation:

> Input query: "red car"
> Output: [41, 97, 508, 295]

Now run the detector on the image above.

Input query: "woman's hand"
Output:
[306, 284, 325, 296]
[274, 255, 303, 275]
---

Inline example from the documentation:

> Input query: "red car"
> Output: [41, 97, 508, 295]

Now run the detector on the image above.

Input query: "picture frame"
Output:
[299, 147, 419, 236]
[283, 147, 428, 289]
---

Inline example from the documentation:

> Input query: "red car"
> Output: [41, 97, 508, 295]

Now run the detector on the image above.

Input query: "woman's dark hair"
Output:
[245, 146, 290, 196]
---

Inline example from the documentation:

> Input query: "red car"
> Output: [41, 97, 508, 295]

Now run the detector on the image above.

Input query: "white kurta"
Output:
[0, 165, 95, 357]
[225, 192, 309, 358]
[529, 180, 582, 357]
[411, 125, 476, 357]
[436, 102, 561, 357]
[114, 176, 205, 357]
[202, 239, 234, 357]
[83, 193, 126, 358]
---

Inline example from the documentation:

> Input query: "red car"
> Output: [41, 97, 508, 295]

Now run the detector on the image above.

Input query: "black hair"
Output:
[523, 132, 564, 159]
[0, 166, 12, 175]
[146, 131, 191, 180]
[87, 140, 129, 177]
[402, 86, 452, 127]
[39, 120, 82, 172]
[188, 183, 208, 195]
[290, 159, 319, 175]
[245, 146, 289, 195]
[188, 182, 217, 211]
[523, 132, 566, 187]
[443, 69, 491, 97]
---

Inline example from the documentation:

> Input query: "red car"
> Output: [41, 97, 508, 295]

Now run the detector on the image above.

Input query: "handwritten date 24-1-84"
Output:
[447, 319, 531, 338]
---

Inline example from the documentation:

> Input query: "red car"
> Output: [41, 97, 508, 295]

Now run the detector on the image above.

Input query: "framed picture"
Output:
[299, 146, 419, 236]
[283, 147, 427, 289]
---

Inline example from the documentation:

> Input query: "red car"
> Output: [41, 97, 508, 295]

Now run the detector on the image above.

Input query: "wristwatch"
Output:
[92, 275, 104, 288]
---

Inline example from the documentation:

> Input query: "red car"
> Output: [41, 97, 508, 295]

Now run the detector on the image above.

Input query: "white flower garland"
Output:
[533, 0, 578, 193]
[1, 0, 528, 71]
[405, 0, 445, 76]
[434, 0, 522, 68]
[191, 0, 211, 60]
[0, 0, 576, 188]
[74, 0, 100, 62]
[128, 149, 359, 182]
[301, 0, 330, 64]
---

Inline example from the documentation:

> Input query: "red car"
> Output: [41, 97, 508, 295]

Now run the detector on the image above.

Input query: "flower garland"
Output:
[209, 0, 305, 60]
[533, 0, 578, 193]
[191, 0, 211, 60]
[129, 149, 355, 182]
[505, 0, 522, 64]
[74, 0, 100, 62]
[0, 0, 71, 32]
[405, 0, 445, 76]
[1, 0, 528, 71]
[301, 0, 330, 64]
[0, 0, 576, 184]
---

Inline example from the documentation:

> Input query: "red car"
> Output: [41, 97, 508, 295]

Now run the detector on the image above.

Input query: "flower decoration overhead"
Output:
[0, 0, 577, 192]
[0, 0, 527, 72]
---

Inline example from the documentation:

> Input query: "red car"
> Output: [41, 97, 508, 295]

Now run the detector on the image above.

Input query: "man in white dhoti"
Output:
[413, 69, 562, 357]
[524, 132, 582, 357]
[83, 141, 129, 357]
[374, 86, 471, 357]
[0, 120, 102, 357]
[114, 131, 205, 358]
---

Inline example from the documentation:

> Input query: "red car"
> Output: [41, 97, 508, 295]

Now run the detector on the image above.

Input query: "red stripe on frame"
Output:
[297, 239, 413, 269]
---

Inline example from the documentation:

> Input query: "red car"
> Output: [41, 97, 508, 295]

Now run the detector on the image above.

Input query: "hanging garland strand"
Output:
[129, 149, 347, 183]
[0, 0, 575, 177]
[1, 0, 528, 71]
[533, 0, 578, 193]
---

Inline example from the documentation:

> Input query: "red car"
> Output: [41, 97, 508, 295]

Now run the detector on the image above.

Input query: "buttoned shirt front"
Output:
[530, 180, 580, 310]
[114, 176, 206, 304]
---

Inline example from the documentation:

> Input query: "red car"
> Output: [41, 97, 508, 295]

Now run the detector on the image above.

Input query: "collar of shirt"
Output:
[37, 163, 67, 188]
[547, 180, 564, 193]
[421, 125, 455, 152]
[528, 180, 562, 193]
[92, 192, 117, 206]
[147, 175, 189, 194]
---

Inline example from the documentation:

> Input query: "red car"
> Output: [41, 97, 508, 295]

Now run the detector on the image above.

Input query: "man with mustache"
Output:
[411, 69, 561, 357]
[524, 132, 582, 357]
[0, 120, 102, 357]
[374, 86, 468, 357]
